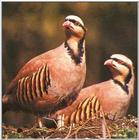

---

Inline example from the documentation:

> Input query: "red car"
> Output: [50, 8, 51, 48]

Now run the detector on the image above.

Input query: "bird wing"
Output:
[55, 95, 101, 126]
[5, 51, 53, 95]
[3, 61, 60, 114]
[16, 64, 50, 104]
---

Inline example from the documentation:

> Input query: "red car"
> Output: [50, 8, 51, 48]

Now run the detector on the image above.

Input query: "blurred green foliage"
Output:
[112, 128, 137, 138]
[2, 2, 137, 126]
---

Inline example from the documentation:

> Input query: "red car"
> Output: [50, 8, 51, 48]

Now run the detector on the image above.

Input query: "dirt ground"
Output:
[2, 114, 137, 139]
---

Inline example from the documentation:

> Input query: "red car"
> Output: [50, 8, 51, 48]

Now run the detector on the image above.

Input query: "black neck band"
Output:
[64, 39, 84, 65]
[113, 79, 129, 94]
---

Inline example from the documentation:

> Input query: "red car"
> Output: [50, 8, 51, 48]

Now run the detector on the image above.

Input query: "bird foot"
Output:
[35, 117, 44, 128]
[57, 114, 65, 129]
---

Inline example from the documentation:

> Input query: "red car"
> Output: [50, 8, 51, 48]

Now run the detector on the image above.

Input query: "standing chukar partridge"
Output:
[2, 15, 87, 127]
[51, 54, 135, 126]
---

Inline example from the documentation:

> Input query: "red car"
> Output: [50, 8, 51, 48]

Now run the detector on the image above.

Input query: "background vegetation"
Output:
[2, 2, 137, 127]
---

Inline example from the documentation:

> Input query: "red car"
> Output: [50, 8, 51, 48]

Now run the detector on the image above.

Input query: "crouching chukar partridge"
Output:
[2, 15, 87, 127]
[51, 54, 135, 126]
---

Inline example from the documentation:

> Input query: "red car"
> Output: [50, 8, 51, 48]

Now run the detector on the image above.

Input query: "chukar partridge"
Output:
[2, 15, 87, 127]
[51, 54, 135, 126]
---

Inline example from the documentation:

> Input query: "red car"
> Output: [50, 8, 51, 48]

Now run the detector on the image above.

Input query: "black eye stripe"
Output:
[65, 19, 86, 32]
[65, 19, 80, 25]
[111, 58, 130, 69]
[112, 58, 123, 63]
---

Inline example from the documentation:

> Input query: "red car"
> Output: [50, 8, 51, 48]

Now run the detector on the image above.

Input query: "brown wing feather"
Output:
[5, 50, 53, 95]
[15, 64, 51, 105]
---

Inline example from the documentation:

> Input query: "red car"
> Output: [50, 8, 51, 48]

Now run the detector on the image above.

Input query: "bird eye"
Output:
[64, 19, 86, 32]
[112, 58, 130, 69]
[112, 58, 124, 64]
[65, 19, 81, 26]
[117, 60, 124, 64]
[74, 21, 80, 26]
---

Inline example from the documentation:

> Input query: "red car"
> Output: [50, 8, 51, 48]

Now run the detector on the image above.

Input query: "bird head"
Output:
[63, 15, 87, 39]
[104, 54, 133, 84]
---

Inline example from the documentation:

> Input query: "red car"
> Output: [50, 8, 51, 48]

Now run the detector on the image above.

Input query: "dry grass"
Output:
[2, 114, 137, 139]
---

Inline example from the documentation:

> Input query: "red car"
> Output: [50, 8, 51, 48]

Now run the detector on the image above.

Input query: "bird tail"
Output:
[2, 95, 11, 114]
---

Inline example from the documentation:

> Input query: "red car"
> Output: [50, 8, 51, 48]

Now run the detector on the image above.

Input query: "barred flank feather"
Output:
[16, 64, 50, 105]
[64, 96, 101, 126]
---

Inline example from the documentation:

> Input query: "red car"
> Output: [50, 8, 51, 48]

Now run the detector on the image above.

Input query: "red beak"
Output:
[104, 59, 113, 66]
[62, 21, 72, 29]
